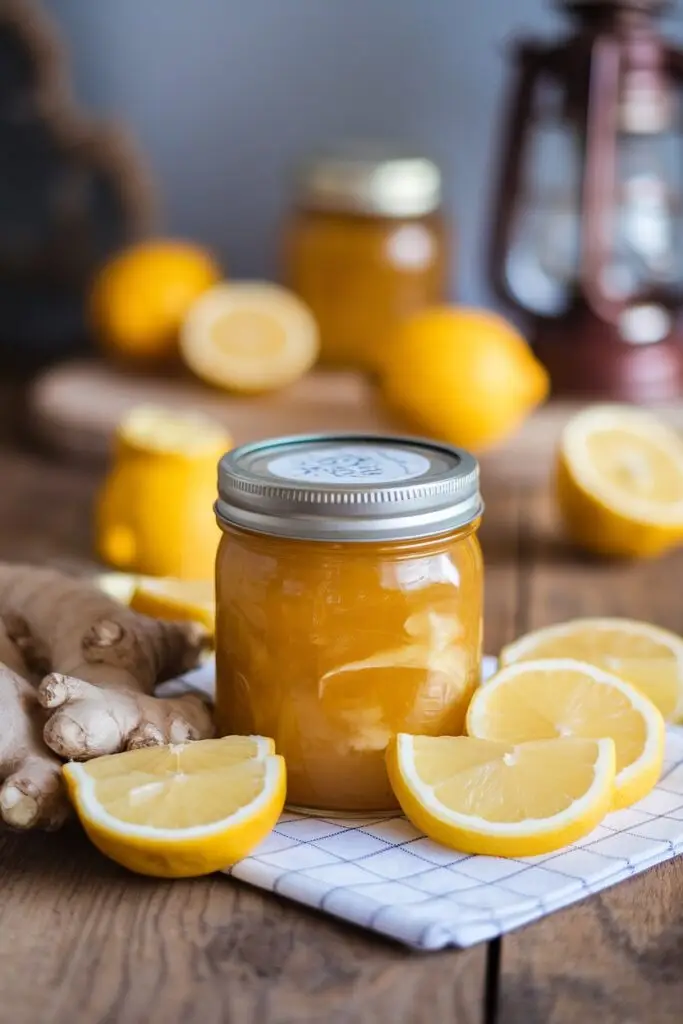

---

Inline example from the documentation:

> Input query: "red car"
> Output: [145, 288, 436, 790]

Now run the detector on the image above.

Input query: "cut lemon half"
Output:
[467, 659, 665, 809]
[557, 404, 683, 557]
[118, 404, 231, 456]
[387, 734, 615, 857]
[501, 618, 683, 723]
[180, 281, 319, 394]
[63, 736, 285, 878]
[129, 577, 215, 635]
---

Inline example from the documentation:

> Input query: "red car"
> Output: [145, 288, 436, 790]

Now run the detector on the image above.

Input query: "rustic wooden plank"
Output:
[26, 361, 402, 461]
[0, 392, 533, 1024]
[478, 475, 525, 658]
[497, 863, 683, 1024]
[0, 444, 97, 568]
[0, 825, 489, 1024]
[514, 484, 683, 634]
[497, 485, 683, 1024]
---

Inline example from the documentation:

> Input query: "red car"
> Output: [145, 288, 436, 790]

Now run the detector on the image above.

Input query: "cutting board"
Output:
[27, 361, 401, 455]
[26, 360, 683, 484]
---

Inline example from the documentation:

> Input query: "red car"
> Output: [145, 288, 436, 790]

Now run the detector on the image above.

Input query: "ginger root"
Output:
[0, 564, 216, 829]
[0, 617, 67, 830]
[40, 674, 212, 759]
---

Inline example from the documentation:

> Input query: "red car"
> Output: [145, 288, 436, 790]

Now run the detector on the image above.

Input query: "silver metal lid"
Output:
[216, 434, 482, 542]
[295, 142, 442, 218]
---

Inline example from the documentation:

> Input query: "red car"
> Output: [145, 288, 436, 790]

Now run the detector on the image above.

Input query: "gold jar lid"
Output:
[294, 142, 442, 218]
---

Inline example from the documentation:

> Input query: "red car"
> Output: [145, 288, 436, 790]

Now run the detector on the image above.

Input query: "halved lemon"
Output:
[387, 734, 615, 857]
[180, 281, 319, 393]
[557, 404, 683, 557]
[63, 736, 285, 878]
[129, 577, 215, 635]
[501, 618, 683, 723]
[118, 404, 231, 456]
[467, 659, 665, 809]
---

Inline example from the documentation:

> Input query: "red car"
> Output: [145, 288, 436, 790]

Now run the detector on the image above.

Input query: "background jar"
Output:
[215, 434, 483, 815]
[282, 145, 450, 374]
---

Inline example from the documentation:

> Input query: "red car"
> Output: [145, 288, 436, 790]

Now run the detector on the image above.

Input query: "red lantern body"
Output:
[490, 0, 683, 400]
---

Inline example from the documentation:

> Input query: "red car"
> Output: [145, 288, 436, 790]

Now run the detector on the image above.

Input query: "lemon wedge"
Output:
[387, 734, 615, 857]
[129, 578, 215, 635]
[63, 736, 285, 877]
[180, 281, 319, 393]
[95, 572, 142, 605]
[557, 404, 683, 557]
[501, 617, 683, 723]
[118, 404, 231, 456]
[467, 659, 665, 809]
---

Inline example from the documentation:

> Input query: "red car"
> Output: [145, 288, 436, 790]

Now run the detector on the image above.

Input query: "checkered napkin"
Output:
[159, 657, 683, 951]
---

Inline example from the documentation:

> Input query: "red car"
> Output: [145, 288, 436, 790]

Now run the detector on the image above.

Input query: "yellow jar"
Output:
[283, 145, 449, 374]
[215, 435, 483, 814]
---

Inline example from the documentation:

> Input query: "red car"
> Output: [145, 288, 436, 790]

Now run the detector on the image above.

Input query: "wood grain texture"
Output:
[26, 360, 403, 459]
[498, 864, 683, 1024]
[0, 381, 487, 1024]
[478, 478, 524, 657]
[497, 486, 683, 1024]
[0, 825, 487, 1024]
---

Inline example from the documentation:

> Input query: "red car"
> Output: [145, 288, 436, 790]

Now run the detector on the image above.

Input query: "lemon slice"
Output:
[63, 736, 285, 877]
[95, 572, 142, 605]
[467, 659, 665, 809]
[387, 734, 615, 857]
[119, 404, 231, 456]
[557, 404, 683, 557]
[501, 618, 683, 723]
[129, 577, 215, 634]
[180, 282, 319, 393]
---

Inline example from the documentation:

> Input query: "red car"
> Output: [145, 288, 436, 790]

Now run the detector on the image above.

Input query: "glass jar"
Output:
[215, 434, 483, 815]
[283, 144, 450, 374]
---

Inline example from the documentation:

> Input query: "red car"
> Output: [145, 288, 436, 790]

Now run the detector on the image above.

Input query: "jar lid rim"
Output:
[216, 433, 482, 542]
[295, 145, 442, 217]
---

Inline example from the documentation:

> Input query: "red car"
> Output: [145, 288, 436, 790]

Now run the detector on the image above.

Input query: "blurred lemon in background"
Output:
[130, 577, 215, 636]
[95, 572, 141, 605]
[95, 574, 215, 639]
[97, 405, 231, 579]
[180, 281, 319, 393]
[91, 240, 221, 363]
[557, 405, 683, 559]
[382, 306, 549, 451]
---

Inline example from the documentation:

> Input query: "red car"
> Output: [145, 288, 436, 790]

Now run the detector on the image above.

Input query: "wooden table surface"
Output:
[1, 381, 683, 1024]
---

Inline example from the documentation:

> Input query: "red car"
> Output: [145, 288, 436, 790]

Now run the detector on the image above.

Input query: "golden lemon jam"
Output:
[215, 435, 483, 814]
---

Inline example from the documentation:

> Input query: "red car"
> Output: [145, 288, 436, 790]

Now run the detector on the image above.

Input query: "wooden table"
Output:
[1, 382, 682, 1024]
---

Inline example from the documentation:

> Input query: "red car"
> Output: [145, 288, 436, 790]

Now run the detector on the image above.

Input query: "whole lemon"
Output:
[382, 306, 549, 451]
[90, 240, 222, 364]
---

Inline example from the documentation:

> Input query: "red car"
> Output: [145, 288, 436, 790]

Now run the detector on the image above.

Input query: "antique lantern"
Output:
[489, 0, 683, 400]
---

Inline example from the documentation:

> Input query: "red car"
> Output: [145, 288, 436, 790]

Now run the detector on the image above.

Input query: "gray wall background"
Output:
[49, 1, 680, 308]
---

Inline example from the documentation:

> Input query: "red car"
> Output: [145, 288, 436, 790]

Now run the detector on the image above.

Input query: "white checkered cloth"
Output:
[159, 656, 683, 951]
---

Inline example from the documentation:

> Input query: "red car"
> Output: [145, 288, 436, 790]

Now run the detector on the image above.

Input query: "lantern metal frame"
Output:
[489, 0, 683, 400]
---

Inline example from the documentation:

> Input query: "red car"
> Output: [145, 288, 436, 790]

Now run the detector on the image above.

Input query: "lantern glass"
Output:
[601, 121, 683, 301]
[503, 75, 582, 316]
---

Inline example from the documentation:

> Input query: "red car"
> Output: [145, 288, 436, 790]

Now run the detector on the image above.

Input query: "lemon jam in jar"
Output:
[215, 434, 483, 814]
[283, 145, 449, 374]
